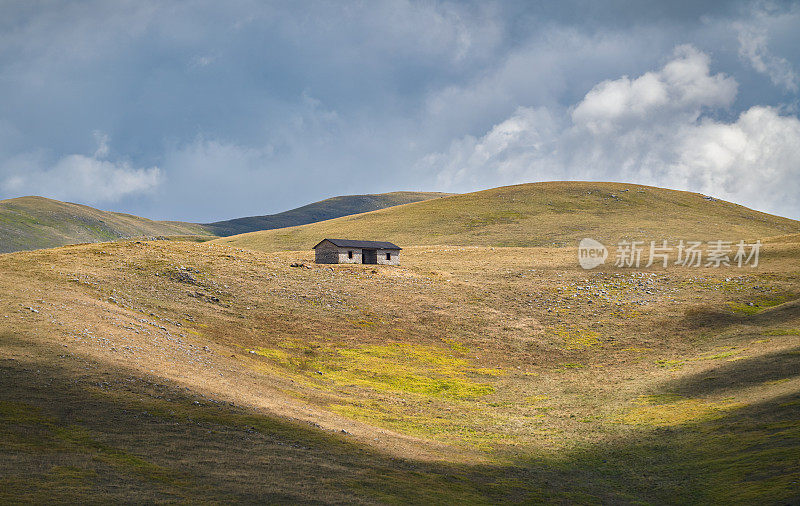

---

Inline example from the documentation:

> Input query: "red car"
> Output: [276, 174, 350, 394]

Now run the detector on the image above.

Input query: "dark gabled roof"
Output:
[313, 238, 402, 250]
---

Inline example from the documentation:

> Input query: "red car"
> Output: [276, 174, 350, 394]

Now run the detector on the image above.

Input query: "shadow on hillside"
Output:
[681, 298, 800, 330]
[509, 388, 800, 504]
[658, 347, 800, 398]
[1, 331, 798, 504]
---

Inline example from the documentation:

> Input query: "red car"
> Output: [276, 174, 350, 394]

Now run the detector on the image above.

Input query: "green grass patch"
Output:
[692, 347, 741, 361]
[246, 342, 502, 400]
[620, 395, 744, 427]
[327, 344, 498, 399]
[553, 327, 602, 350]
[729, 294, 797, 315]
[328, 402, 510, 449]
[763, 328, 800, 336]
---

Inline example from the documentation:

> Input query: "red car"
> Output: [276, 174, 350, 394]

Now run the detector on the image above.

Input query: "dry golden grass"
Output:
[1, 229, 799, 502]
[212, 181, 800, 251]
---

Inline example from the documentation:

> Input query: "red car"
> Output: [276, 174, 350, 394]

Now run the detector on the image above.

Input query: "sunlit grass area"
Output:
[212, 182, 800, 251]
[1, 208, 799, 502]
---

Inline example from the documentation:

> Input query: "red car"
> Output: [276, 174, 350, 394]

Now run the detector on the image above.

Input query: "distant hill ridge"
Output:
[211, 182, 800, 252]
[203, 191, 453, 237]
[5, 184, 799, 255]
[0, 196, 209, 254]
[0, 191, 452, 253]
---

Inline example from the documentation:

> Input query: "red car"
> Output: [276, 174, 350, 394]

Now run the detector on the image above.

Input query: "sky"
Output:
[0, 0, 799, 222]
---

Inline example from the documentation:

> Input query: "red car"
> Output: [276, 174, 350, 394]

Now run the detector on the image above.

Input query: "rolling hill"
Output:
[1, 233, 799, 502]
[212, 181, 800, 251]
[2, 182, 799, 502]
[0, 191, 452, 254]
[0, 196, 210, 254]
[203, 191, 453, 236]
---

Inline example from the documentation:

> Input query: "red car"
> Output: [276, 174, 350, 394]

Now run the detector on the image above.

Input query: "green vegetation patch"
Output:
[552, 326, 602, 350]
[620, 395, 744, 427]
[329, 401, 512, 449]
[326, 344, 500, 399]
[249, 347, 291, 364]
[247, 341, 502, 400]
[729, 293, 797, 315]
[655, 358, 685, 369]
[763, 328, 800, 336]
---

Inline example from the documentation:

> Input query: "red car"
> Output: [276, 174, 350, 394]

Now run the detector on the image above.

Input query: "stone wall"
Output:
[314, 245, 340, 264]
[336, 248, 362, 264]
[376, 248, 400, 265]
[314, 240, 399, 264]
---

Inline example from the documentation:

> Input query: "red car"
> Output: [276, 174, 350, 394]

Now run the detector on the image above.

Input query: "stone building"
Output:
[313, 239, 401, 265]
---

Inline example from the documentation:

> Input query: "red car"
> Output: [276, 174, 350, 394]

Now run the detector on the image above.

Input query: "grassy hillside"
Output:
[213, 182, 800, 252]
[0, 191, 453, 254]
[203, 191, 453, 236]
[1, 183, 798, 501]
[0, 196, 211, 253]
[1, 237, 798, 502]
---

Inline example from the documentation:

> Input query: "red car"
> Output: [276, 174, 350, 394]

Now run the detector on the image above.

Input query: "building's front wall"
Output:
[314, 240, 399, 264]
[376, 248, 399, 265]
[336, 247, 362, 264]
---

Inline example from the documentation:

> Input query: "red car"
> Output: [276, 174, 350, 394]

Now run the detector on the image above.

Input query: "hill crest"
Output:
[0, 191, 454, 253]
[203, 191, 454, 236]
[211, 181, 800, 252]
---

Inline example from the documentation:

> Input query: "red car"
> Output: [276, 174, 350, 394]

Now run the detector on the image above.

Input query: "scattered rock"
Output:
[174, 271, 199, 284]
[187, 291, 220, 303]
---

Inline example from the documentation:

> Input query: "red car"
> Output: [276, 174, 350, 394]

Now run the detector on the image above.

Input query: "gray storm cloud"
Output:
[735, 4, 799, 92]
[0, 1, 798, 220]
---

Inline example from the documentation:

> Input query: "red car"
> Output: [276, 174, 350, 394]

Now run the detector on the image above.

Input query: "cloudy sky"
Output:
[1, 0, 798, 221]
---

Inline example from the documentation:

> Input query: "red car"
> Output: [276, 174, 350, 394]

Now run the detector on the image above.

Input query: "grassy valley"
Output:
[1, 182, 798, 502]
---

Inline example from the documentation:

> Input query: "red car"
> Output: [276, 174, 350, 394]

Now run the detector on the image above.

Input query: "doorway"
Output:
[361, 249, 377, 264]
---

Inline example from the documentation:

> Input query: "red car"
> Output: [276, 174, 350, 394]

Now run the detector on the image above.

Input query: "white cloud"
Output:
[572, 45, 737, 133]
[734, 5, 799, 93]
[93, 130, 110, 158]
[0, 135, 161, 204]
[424, 45, 800, 218]
[421, 26, 661, 140]
[737, 24, 798, 92]
[189, 54, 215, 68]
